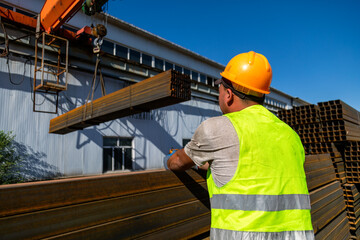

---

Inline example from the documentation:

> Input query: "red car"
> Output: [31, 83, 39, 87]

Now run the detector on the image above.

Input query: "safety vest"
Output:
[207, 105, 314, 239]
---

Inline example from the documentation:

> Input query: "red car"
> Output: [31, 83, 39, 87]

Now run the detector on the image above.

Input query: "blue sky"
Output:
[107, 0, 360, 111]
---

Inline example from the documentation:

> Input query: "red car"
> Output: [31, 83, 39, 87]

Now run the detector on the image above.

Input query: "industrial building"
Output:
[2, 1, 360, 239]
[0, 0, 308, 181]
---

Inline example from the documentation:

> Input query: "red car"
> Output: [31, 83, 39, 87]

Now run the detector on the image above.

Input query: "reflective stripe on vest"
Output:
[210, 194, 311, 211]
[211, 228, 315, 240]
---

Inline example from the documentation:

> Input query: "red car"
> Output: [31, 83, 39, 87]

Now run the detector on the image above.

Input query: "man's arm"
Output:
[167, 149, 195, 171]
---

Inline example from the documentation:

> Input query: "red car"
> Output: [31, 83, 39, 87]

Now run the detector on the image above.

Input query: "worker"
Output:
[167, 51, 314, 239]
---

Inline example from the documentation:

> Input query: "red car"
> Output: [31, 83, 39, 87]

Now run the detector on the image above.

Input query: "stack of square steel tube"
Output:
[305, 154, 350, 239]
[49, 70, 191, 134]
[343, 183, 360, 235]
[278, 99, 360, 238]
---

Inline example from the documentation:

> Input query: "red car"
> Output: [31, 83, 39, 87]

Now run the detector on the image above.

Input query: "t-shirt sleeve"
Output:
[184, 116, 236, 167]
[184, 116, 240, 187]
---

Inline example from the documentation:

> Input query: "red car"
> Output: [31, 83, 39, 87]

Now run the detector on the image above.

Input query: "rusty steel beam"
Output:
[0, 169, 210, 239]
[309, 180, 350, 237]
[0, 169, 205, 218]
[0, 184, 209, 239]
[315, 211, 350, 240]
[312, 192, 345, 234]
[49, 70, 191, 134]
[318, 100, 360, 125]
[344, 141, 360, 184]
[278, 104, 320, 126]
[305, 154, 337, 191]
[0, 153, 355, 239]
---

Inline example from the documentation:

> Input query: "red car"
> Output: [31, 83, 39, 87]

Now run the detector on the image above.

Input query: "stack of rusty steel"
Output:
[0, 169, 210, 239]
[278, 99, 360, 238]
[345, 142, 360, 183]
[305, 154, 350, 239]
[49, 70, 191, 134]
[343, 183, 360, 235]
[319, 100, 360, 142]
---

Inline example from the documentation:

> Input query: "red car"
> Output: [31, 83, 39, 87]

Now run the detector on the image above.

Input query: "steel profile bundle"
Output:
[303, 142, 333, 155]
[318, 100, 360, 125]
[344, 141, 360, 184]
[279, 100, 360, 173]
[306, 154, 351, 239]
[322, 120, 360, 142]
[294, 123, 324, 144]
[49, 70, 191, 134]
[319, 100, 360, 142]
[303, 143, 347, 184]
[279, 100, 360, 238]
[0, 153, 355, 239]
[278, 105, 324, 145]
[0, 169, 210, 239]
[278, 104, 320, 126]
[343, 183, 360, 236]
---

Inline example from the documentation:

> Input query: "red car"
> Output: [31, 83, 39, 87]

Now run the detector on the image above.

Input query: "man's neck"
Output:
[227, 100, 259, 113]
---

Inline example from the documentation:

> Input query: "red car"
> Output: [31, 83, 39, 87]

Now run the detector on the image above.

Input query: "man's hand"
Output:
[167, 149, 195, 171]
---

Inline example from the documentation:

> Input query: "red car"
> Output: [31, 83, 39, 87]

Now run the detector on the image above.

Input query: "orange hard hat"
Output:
[220, 51, 272, 94]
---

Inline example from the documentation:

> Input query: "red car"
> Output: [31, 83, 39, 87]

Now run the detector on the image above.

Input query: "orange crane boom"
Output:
[40, 0, 84, 33]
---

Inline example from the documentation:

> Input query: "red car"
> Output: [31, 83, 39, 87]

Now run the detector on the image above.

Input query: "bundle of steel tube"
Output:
[278, 104, 320, 126]
[278, 100, 360, 159]
[342, 183, 360, 236]
[294, 123, 324, 144]
[0, 169, 210, 239]
[344, 141, 360, 184]
[318, 100, 360, 124]
[278, 99, 360, 238]
[49, 70, 191, 134]
[319, 100, 360, 142]
[306, 154, 350, 239]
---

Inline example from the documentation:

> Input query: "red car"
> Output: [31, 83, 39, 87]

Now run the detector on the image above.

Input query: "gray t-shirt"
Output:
[184, 116, 239, 187]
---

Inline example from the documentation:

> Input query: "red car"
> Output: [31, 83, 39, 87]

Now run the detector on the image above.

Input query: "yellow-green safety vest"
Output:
[207, 105, 314, 239]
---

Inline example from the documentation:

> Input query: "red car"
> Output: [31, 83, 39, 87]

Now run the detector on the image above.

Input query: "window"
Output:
[0, 2, 13, 10]
[130, 49, 140, 63]
[183, 68, 190, 77]
[155, 58, 164, 70]
[116, 45, 128, 59]
[207, 76, 214, 86]
[165, 61, 173, 70]
[175, 65, 182, 73]
[103, 137, 133, 172]
[101, 40, 114, 54]
[142, 53, 152, 67]
[183, 139, 191, 147]
[200, 74, 206, 84]
[191, 71, 199, 81]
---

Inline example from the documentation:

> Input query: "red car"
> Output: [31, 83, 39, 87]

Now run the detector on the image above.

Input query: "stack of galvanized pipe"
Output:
[278, 99, 360, 239]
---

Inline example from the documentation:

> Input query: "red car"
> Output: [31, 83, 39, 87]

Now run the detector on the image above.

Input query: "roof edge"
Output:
[101, 13, 225, 69]
[270, 87, 310, 105]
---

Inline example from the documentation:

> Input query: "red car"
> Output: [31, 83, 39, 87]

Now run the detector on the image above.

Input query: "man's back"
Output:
[207, 105, 313, 239]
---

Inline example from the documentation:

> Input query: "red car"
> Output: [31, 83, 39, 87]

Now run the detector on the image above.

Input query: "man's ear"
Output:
[225, 88, 234, 106]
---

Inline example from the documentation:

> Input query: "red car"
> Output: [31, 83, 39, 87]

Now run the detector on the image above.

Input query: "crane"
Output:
[1, 0, 192, 133]
[0, 0, 109, 113]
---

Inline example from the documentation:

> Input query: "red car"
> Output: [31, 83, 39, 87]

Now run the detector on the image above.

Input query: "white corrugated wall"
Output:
[0, 56, 221, 180]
